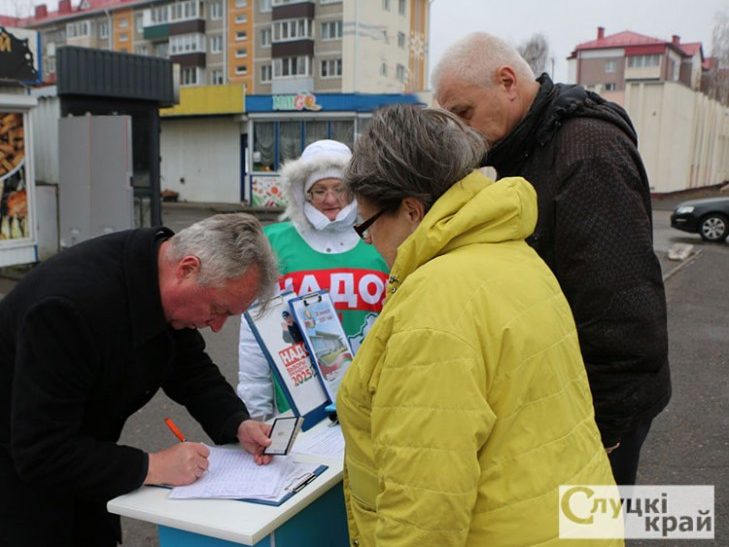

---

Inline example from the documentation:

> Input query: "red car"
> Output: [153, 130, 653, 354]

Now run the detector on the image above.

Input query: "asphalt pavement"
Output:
[0, 193, 727, 546]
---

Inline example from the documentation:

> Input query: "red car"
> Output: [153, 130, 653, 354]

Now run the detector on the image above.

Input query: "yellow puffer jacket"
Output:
[337, 172, 622, 547]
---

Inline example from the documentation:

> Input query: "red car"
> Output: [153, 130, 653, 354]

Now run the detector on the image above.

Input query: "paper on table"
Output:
[169, 446, 295, 500]
[292, 423, 344, 459]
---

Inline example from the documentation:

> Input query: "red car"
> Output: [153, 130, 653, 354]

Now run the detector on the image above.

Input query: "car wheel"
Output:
[699, 214, 729, 242]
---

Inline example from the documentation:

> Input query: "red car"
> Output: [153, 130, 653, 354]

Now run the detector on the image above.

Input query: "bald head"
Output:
[432, 32, 540, 147]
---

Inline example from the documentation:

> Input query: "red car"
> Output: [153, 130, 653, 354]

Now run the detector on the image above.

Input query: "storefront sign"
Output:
[0, 27, 39, 82]
[272, 92, 322, 112]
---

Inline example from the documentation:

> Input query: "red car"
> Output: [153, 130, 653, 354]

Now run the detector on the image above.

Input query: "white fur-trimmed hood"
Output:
[280, 150, 352, 231]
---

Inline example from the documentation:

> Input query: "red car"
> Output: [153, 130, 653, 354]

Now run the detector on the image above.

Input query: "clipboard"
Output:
[244, 292, 329, 430]
[288, 291, 354, 403]
[239, 464, 328, 507]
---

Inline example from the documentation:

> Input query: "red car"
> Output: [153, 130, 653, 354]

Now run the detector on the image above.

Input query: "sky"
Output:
[428, 0, 728, 84]
[1, 0, 727, 85]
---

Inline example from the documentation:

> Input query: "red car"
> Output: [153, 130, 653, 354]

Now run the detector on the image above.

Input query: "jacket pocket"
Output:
[346, 457, 378, 511]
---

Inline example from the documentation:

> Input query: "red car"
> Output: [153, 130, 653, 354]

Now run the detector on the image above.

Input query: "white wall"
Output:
[624, 81, 729, 192]
[341, 0, 409, 93]
[160, 117, 242, 203]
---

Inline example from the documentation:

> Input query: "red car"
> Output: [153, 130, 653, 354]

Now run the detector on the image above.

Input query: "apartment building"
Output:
[567, 26, 708, 98]
[9, 0, 428, 94]
[4, 0, 431, 205]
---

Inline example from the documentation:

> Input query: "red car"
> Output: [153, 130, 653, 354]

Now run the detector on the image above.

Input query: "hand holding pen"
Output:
[143, 417, 210, 486]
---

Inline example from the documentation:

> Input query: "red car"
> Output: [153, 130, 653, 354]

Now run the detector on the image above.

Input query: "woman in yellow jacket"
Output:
[337, 105, 622, 547]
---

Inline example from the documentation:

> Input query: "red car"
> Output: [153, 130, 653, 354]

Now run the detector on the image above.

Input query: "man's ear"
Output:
[496, 66, 518, 96]
[176, 255, 201, 280]
[401, 197, 426, 227]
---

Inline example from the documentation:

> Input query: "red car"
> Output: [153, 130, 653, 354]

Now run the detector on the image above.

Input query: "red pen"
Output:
[164, 417, 187, 443]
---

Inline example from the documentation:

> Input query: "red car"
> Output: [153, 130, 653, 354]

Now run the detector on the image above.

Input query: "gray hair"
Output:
[432, 32, 535, 95]
[168, 213, 278, 308]
[344, 104, 485, 211]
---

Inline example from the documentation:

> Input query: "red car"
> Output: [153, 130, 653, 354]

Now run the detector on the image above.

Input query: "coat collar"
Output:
[123, 227, 173, 347]
[387, 172, 537, 294]
[486, 73, 637, 174]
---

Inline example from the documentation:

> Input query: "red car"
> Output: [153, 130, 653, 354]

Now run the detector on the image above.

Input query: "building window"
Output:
[181, 66, 199, 85]
[380, 62, 387, 76]
[382, 29, 388, 44]
[210, 1, 223, 19]
[261, 63, 272, 82]
[605, 60, 616, 73]
[604, 82, 617, 91]
[398, 0, 405, 15]
[320, 20, 342, 40]
[260, 0, 272, 12]
[235, 14, 248, 23]
[236, 31, 248, 41]
[235, 0, 248, 6]
[382, 0, 390, 10]
[118, 17, 128, 28]
[169, 33, 206, 55]
[155, 42, 168, 58]
[273, 55, 310, 77]
[98, 21, 109, 38]
[273, 19, 312, 42]
[170, 0, 199, 22]
[134, 44, 148, 55]
[45, 55, 56, 74]
[210, 69, 224, 84]
[119, 32, 128, 42]
[320, 0, 341, 3]
[320, 57, 342, 78]
[272, 0, 297, 5]
[627, 54, 660, 68]
[261, 27, 271, 47]
[236, 47, 247, 57]
[210, 34, 223, 53]
[397, 31, 405, 48]
[396, 63, 406, 82]
[66, 20, 91, 38]
[236, 65, 248, 75]
[135, 13, 143, 32]
[151, 5, 168, 24]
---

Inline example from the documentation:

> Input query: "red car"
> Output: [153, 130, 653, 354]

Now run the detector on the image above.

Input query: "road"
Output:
[1, 196, 727, 546]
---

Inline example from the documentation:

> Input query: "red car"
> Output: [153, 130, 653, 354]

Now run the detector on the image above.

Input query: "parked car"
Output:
[670, 197, 729, 242]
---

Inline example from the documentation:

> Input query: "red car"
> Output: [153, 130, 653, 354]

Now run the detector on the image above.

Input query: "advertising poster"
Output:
[290, 291, 354, 402]
[0, 111, 30, 242]
[245, 292, 329, 419]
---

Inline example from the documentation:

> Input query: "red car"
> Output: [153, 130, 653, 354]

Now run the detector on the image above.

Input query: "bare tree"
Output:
[517, 33, 550, 75]
[706, 9, 729, 106]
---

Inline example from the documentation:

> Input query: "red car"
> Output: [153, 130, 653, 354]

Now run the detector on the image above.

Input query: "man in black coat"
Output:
[434, 32, 670, 485]
[0, 213, 279, 546]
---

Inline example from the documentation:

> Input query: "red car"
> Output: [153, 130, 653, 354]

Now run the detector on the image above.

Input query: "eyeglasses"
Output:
[307, 185, 349, 202]
[353, 207, 388, 240]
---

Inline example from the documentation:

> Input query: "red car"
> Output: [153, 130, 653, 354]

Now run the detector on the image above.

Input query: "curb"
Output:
[662, 249, 703, 282]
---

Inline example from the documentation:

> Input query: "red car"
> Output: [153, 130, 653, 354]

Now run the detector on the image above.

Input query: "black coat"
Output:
[485, 74, 671, 447]
[0, 227, 250, 546]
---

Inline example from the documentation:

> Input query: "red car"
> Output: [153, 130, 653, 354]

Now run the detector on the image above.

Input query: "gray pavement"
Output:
[1, 194, 727, 546]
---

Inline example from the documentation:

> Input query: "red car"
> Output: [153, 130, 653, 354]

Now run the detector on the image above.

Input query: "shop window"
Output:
[253, 122, 275, 171]
[279, 121, 301, 165]
[305, 121, 328, 146]
[331, 120, 353, 150]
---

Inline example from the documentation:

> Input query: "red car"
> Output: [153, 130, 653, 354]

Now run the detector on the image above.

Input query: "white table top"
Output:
[107, 420, 344, 545]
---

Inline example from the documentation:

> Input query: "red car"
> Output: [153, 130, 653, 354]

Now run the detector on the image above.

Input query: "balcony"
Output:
[143, 1, 205, 41]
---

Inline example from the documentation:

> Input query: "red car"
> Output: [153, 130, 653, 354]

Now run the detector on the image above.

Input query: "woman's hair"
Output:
[432, 32, 535, 95]
[168, 213, 278, 305]
[345, 104, 486, 211]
